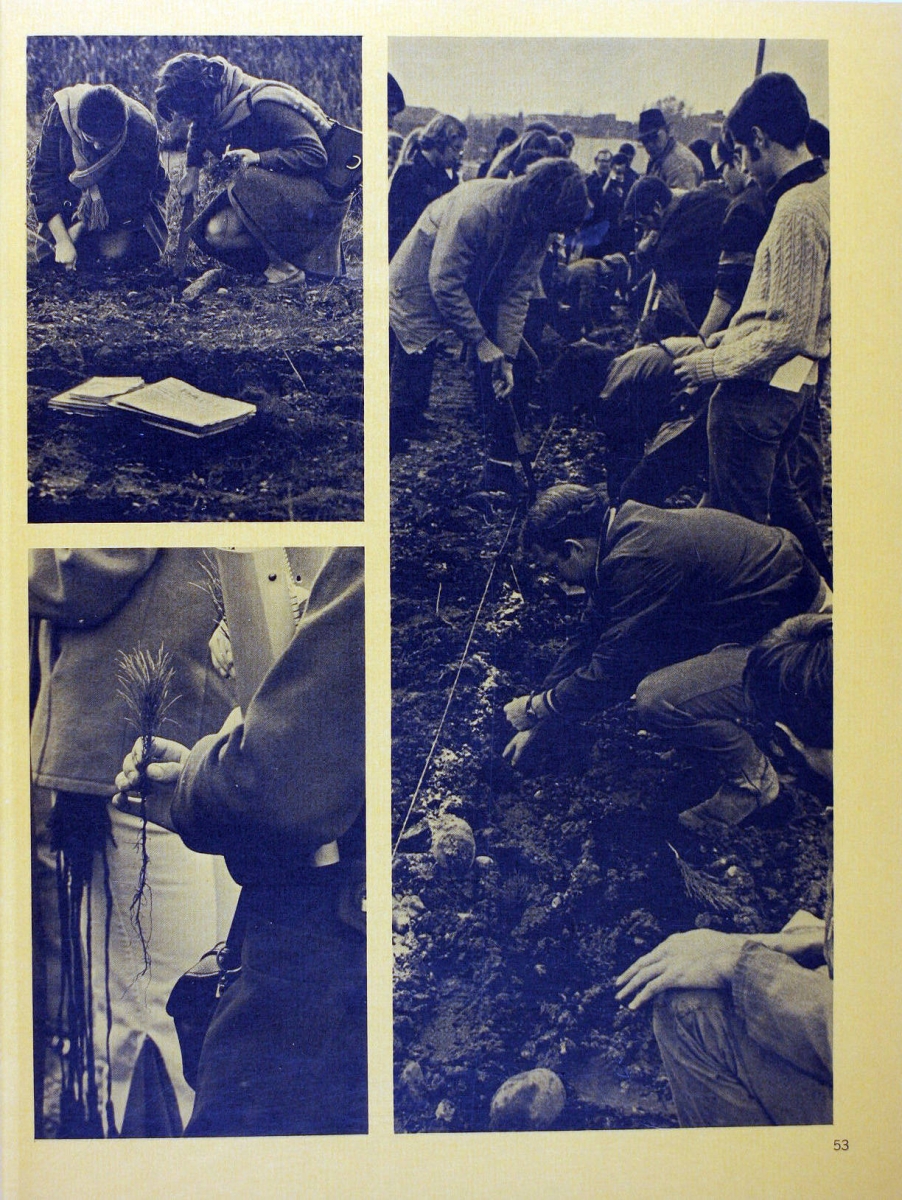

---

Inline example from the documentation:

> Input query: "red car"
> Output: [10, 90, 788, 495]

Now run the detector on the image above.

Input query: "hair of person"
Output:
[154, 52, 225, 121]
[559, 129, 575, 147]
[520, 484, 609, 554]
[547, 135, 567, 157]
[726, 72, 810, 151]
[77, 85, 128, 141]
[610, 152, 628, 168]
[618, 142, 636, 160]
[419, 113, 468, 153]
[689, 137, 717, 180]
[806, 118, 830, 160]
[391, 126, 423, 177]
[524, 119, 558, 136]
[743, 613, 833, 748]
[713, 135, 737, 168]
[623, 175, 672, 221]
[387, 73, 405, 117]
[490, 129, 551, 178]
[494, 126, 518, 150]
[517, 157, 589, 232]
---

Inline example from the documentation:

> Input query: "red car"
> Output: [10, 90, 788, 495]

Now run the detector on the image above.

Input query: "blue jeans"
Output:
[706, 378, 832, 584]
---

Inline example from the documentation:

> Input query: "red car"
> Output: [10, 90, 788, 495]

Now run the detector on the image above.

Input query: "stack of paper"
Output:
[107, 378, 256, 437]
[48, 376, 145, 415]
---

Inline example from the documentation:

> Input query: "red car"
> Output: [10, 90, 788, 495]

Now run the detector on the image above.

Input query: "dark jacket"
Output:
[187, 100, 328, 176]
[652, 186, 732, 328]
[541, 501, 822, 718]
[171, 548, 365, 888]
[30, 100, 168, 227]
[389, 148, 457, 259]
[30, 550, 233, 796]
[715, 181, 771, 310]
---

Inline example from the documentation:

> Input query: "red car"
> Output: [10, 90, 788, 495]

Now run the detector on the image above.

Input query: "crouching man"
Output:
[615, 615, 833, 1126]
[502, 485, 829, 833]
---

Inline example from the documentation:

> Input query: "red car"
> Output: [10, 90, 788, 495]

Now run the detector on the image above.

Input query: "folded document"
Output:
[107, 378, 256, 437]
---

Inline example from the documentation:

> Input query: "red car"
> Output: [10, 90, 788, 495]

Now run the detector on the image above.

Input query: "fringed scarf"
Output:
[53, 85, 152, 232]
[48, 791, 118, 1138]
[205, 56, 334, 141]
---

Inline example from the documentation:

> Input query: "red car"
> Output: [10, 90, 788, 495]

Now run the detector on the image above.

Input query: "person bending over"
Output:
[155, 53, 355, 285]
[31, 83, 168, 271]
[502, 485, 828, 808]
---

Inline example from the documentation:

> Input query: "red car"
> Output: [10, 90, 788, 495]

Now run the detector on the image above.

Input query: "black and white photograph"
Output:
[30, 546, 366, 1138]
[389, 37, 834, 1133]
[26, 36, 363, 523]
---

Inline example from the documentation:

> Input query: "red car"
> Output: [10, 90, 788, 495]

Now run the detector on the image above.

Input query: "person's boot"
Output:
[679, 753, 780, 831]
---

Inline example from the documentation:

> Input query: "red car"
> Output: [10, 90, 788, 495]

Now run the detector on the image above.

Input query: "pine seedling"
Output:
[667, 843, 738, 913]
[189, 550, 226, 622]
[116, 645, 180, 975]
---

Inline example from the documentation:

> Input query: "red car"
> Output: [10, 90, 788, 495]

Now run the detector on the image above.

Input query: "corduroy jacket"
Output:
[389, 177, 549, 359]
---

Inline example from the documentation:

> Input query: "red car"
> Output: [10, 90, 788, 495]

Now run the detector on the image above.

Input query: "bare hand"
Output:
[115, 735, 190, 795]
[55, 239, 77, 271]
[504, 694, 533, 732]
[179, 166, 200, 197]
[492, 357, 515, 400]
[660, 336, 703, 358]
[502, 728, 537, 768]
[673, 354, 705, 387]
[615, 929, 746, 1010]
[222, 147, 261, 169]
[209, 619, 234, 678]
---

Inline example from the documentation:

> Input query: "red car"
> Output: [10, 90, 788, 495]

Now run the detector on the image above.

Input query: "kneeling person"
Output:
[503, 486, 829, 790]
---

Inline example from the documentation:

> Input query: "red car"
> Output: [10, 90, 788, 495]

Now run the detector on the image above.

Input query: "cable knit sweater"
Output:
[688, 171, 830, 384]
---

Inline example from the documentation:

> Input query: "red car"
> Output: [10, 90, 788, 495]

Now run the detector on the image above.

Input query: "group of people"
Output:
[391, 70, 833, 1127]
[30, 52, 358, 285]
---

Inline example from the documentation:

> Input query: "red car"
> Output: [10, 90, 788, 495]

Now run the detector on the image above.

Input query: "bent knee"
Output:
[204, 207, 244, 248]
[634, 673, 674, 725]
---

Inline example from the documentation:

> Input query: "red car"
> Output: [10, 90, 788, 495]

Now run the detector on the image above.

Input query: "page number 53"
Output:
[833, 1139, 850, 1151]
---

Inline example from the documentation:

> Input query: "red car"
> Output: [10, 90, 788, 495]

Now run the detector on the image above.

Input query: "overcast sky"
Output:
[388, 38, 828, 124]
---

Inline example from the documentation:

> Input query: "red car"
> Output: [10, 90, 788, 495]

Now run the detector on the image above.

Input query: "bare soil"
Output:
[27, 261, 363, 522]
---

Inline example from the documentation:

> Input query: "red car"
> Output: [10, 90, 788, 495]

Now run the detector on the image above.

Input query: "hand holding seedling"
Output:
[222, 146, 261, 168]
[113, 735, 190, 831]
[209, 619, 234, 679]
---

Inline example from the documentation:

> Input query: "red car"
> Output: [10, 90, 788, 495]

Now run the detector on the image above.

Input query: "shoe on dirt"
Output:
[678, 757, 780, 831]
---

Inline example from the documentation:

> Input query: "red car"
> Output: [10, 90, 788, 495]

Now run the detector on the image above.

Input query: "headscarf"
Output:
[53, 85, 150, 231]
[155, 54, 334, 142]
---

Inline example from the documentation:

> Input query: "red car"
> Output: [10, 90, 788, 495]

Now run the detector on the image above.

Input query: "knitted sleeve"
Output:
[690, 188, 830, 383]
